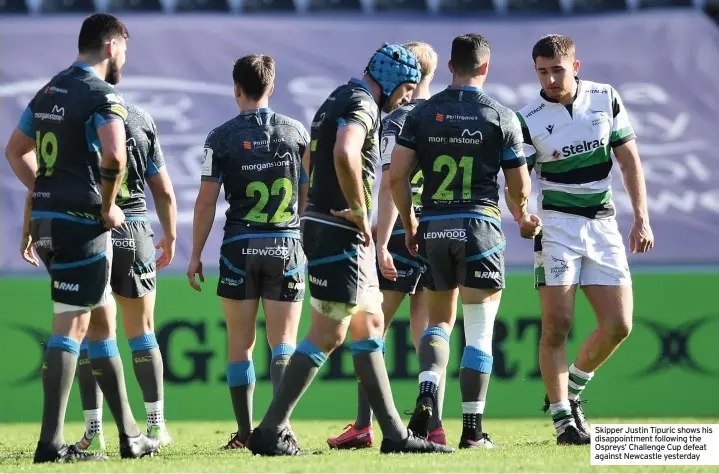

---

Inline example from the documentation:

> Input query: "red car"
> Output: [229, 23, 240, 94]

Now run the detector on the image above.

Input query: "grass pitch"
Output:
[0, 419, 715, 473]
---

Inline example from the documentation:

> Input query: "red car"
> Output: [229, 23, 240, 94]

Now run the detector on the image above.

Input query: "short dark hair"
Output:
[78, 13, 129, 54]
[232, 55, 275, 101]
[532, 34, 575, 62]
[450, 34, 490, 76]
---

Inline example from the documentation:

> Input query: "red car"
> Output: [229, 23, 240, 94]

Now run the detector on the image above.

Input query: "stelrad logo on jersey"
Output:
[554, 137, 607, 159]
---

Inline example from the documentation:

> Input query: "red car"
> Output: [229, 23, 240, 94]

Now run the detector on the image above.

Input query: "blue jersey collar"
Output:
[349, 77, 372, 94]
[448, 85, 483, 93]
[72, 61, 103, 80]
[240, 108, 272, 115]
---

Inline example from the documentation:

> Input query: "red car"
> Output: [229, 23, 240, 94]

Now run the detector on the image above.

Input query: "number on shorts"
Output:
[35, 131, 58, 177]
[246, 178, 294, 223]
[431, 154, 473, 201]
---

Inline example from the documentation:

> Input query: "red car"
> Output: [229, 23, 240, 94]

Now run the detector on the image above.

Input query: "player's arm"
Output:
[188, 140, 222, 291]
[299, 146, 310, 217]
[390, 112, 419, 233]
[610, 88, 653, 253]
[375, 126, 401, 280]
[6, 104, 38, 189]
[298, 129, 311, 217]
[94, 94, 129, 228]
[145, 124, 177, 269]
[502, 112, 541, 238]
[332, 113, 373, 245]
[20, 189, 39, 267]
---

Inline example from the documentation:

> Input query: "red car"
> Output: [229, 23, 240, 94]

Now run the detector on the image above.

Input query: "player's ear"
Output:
[479, 60, 489, 76]
[267, 83, 275, 97]
[447, 59, 454, 75]
[573, 59, 580, 77]
[233, 83, 242, 100]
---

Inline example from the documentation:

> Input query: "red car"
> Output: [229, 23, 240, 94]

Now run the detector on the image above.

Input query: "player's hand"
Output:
[517, 213, 542, 239]
[20, 232, 39, 267]
[330, 209, 372, 247]
[187, 257, 204, 292]
[629, 218, 654, 253]
[404, 217, 419, 257]
[377, 245, 398, 281]
[155, 235, 176, 270]
[102, 204, 126, 229]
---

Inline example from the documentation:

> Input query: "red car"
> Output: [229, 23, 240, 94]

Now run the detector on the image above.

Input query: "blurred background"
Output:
[0, 0, 718, 424]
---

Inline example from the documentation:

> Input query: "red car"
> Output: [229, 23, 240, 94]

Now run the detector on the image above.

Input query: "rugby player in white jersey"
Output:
[510, 34, 654, 445]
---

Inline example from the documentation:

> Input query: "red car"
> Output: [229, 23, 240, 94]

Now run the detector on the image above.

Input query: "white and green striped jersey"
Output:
[517, 79, 636, 219]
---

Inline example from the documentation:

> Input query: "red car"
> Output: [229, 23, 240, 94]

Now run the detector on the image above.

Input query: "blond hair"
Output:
[403, 41, 438, 80]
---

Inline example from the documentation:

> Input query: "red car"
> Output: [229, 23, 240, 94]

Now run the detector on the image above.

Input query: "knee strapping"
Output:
[463, 301, 500, 355]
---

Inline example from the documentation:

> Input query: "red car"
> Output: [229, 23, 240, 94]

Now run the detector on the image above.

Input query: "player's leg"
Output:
[326, 288, 402, 450]
[74, 336, 106, 452]
[406, 219, 459, 438]
[535, 219, 589, 445]
[215, 235, 267, 449]
[569, 217, 633, 435]
[112, 220, 170, 445]
[411, 284, 448, 444]
[31, 218, 109, 463]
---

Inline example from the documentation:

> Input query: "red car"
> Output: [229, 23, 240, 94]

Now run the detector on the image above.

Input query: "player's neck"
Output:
[75, 54, 107, 81]
[361, 73, 383, 105]
[238, 98, 269, 112]
[450, 75, 485, 90]
[412, 82, 432, 100]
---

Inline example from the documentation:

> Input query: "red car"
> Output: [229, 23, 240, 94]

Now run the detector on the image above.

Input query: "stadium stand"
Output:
[0, 0, 714, 14]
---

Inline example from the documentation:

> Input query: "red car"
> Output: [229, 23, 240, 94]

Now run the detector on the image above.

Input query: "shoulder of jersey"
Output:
[382, 103, 412, 129]
[125, 103, 154, 124]
[517, 93, 548, 122]
[271, 113, 306, 131]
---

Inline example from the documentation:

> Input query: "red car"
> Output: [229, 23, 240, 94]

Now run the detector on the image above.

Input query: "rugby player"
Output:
[390, 34, 541, 449]
[326, 41, 449, 449]
[510, 34, 653, 445]
[74, 103, 177, 452]
[187, 55, 308, 450]
[5, 13, 160, 462]
[247, 44, 453, 456]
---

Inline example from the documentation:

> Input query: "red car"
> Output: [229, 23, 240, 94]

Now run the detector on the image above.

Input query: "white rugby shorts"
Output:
[534, 215, 631, 288]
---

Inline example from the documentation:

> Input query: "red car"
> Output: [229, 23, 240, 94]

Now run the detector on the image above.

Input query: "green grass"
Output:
[0, 419, 715, 473]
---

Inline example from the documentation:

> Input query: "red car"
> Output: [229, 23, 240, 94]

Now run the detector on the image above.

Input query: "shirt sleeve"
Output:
[201, 131, 223, 183]
[500, 111, 527, 170]
[515, 111, 537, 173]
[92, 91, 128, 126]
[18, 98, 35, 138]
[145, 117, 165, 178]
[610, 87, 636, 148]
[396, 109, 417, 151]
[337, 94, 378, 137]
[297, 124, 310, 185]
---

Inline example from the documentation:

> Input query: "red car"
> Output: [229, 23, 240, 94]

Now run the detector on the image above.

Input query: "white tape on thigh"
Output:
[357, 286, 383, 315]
[463, 301, 500, 355]
[310, 297, 357, 322]
[53, 302, 91, 314]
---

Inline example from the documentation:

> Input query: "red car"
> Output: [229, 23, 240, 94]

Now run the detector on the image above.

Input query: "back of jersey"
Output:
[396, 86, 525, 218]
[306, 79, 380, 216]
[201, 109, 309, 233]
[118, 104, 165, 216]
[22, 62, 128, 218]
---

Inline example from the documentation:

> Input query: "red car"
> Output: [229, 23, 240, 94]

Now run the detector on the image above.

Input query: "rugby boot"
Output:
[247, 427, 312, 456]
[570, 399, 591, 437]
[557, 425, 591, 446]
[33, 442, 108, 463]
[327, 423, 374, 449]
[380, 429, 455, 454]
[405, 394, 434, 438]
[222, 431, 248, 450]
[428, 426, 446, 445]
[148, 424, 173, 446]
[74, 430, 106, 452]
[119, 432, 161, 459]
[459, 432, 496, 449]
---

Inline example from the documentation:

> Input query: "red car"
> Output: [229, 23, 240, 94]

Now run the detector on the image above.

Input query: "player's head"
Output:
[403, 41, 438, 86]
[532, 34, 579, 101]
[448, 34, 490, 80]
[365, 44, 422, 113]
[232, 54, 275, 104]
[77, 13, 129, 86]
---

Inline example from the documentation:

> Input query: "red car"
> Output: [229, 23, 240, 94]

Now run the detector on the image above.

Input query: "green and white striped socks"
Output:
[568, 363, 594, 401]
[550, 401, 575, 435]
